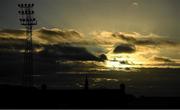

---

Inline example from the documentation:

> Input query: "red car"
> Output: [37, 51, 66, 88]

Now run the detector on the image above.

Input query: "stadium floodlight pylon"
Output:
[18, 3, 37, 87]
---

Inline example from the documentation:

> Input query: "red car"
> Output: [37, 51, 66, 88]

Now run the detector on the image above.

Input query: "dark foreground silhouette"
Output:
[0, 84, 180, 109]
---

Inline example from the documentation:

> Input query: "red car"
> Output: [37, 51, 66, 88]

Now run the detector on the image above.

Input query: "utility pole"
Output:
[18, 3, 37, 87]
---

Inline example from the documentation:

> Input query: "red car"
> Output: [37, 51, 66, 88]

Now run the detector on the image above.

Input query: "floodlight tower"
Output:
[18, 3, 37, 87]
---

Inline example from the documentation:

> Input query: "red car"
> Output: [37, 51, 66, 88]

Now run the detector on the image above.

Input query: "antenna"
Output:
[18, 3, 37, 87]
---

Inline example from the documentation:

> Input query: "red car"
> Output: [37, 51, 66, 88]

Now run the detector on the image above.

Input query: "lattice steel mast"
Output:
[18, 3, 37, 87]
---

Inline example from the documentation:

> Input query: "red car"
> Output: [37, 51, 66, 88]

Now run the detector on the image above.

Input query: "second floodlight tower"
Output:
[18, 3, 37, 87]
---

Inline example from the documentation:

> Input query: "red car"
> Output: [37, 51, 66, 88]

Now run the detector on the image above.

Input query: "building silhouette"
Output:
[84, 74, 89, 90]
[120, 83, 126, 94]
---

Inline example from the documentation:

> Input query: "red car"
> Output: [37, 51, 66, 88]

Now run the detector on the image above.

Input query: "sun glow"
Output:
[105, 60, 131, 69]
[104, 52, 150, 69]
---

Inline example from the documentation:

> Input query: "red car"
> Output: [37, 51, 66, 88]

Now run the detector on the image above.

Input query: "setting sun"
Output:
[105, 60, 131, 69]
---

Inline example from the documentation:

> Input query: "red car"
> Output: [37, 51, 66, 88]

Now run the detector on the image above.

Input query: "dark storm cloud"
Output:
[1, 28, 178, 47]
[0, 40, 100, 61]
[135, 39, 178, 46]
[163, 40, 179, 46]
[0, 28, 101, 61]
[38, 28, 82, 38]
[119, 60, 133, 65]
[153, 56, 175, 63]
[113, 44, 136, 53]
[99, 54, 108, 61]
[135, 39, 158, 45]
[41, 44, 100, 61]
[0, 28, 85, 45]
[0, 37, 25, 51]
[39, 28, 66, 36]
[0, 36, 43, 52]
[0, 28, 179, 63]
[112, 33, 136, 42]
[0, 29, 24, 36]
[112, 32, 179, 46]
[36, 28, 90, 45]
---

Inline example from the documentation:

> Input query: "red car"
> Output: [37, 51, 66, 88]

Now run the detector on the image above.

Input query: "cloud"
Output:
[89, 31, 179, 61]
[133, 2, 139, 6]
[112, 32, 179, 46]
[1, 28, 179, 47]
[0, 27, 86, 45]
[41, 44, 100, 61]
[0, 38, 25, 51]
[0, 27, 179, 68]
[99, 54, 108, 61]
[1, 28, 178, 53]
[135, 39, 158, 45]
[38, 27, 82, 38]
[34, 27, 86, 45]
[112, 32, 136, 42]
[56, 60, 102, 72]
[152, 56, 175, 63]
[0, 27, 108, 63]
[0, 27, 180, 75]
[38, 28, 65, 36]
[135, 38, 179, 46]
[113, 44, 136, 53]
[119, 60, 133, 65]
[0, 29, 25, 36]
[90, 31, 123, 45]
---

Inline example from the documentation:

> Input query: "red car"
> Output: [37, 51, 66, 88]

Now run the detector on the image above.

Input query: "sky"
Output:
[0, 0, 180, 71]
[1, 0, 180, 95]
[0, 0, 180, 38]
